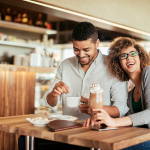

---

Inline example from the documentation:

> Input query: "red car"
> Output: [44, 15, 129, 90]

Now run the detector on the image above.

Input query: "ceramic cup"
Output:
[65, 97, 81, 108]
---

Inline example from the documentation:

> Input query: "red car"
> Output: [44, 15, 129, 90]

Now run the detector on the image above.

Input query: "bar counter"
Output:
[0, 64, 56, 150]
[0, 64, 57, 73]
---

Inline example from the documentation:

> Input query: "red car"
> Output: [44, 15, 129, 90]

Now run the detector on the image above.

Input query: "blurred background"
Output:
[0, 1, 150, 149]
[1, 0, 150, 114]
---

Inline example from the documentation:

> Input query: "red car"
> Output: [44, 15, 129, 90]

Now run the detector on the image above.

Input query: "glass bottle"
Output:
[28, 15, 33, 25]
[44, 21, 47, 28]
[22, 12, 28, 24]
[36, 13, 43, 27]
[0, 11, 1, 20]
[5, 8, 12, 21]
[16, 12, 22, 23]
[1, 9, 5, 20]
[12, 10, 17, 22]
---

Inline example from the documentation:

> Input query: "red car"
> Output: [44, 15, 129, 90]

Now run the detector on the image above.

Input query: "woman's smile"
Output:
[126, 61, 135, 68]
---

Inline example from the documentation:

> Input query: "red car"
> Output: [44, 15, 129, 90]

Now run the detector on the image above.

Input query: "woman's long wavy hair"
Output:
[105, 37, 150, 82]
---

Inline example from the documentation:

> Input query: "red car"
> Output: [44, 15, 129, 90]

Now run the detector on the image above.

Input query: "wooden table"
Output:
[1, 114, 150, 150]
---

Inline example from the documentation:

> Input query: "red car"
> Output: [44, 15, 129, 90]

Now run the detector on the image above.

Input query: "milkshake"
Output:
[89, 83, 103, 111]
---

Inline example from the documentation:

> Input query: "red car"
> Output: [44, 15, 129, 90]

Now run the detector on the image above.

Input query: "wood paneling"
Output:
[0, 71, 5, 117]
[9, 71, 16, 116]
[0, 69, 36, 150]
[0, 71, 5, 150]
[29, 72, 36, 114]
[9, 72, 16, 150]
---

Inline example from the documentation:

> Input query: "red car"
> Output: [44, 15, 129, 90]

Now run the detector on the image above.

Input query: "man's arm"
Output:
[83, 109, 132, 127]
[41, 65, 69, 108]
[47, 81, 69, 107]
[79, 79, 129, 118]
[47, 92, 58, 107]
[79, 96, 119, 117]
[79, 97, 119, 117]
[110, 79, 129, 117]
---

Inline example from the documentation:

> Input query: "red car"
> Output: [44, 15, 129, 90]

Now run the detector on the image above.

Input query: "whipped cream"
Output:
[90, 83, 103, 93]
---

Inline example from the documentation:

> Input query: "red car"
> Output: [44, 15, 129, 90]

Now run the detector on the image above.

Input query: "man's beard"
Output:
[77, 54, 95, 66]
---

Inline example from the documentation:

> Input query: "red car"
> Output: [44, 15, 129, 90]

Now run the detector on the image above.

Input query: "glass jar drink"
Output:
[89, 90, 103, 111]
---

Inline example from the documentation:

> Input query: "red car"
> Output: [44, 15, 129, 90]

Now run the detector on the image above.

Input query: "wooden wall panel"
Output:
[4, 71, 9, 117]
[0, 71, 5, 117]
[0, 71, 5, 150]
[22, 72, 27, 115]
[4, 71, 10, 150]
[0, 70, 36, 150]
[25, 73, 30, 115]
[29, 72, 36, 114]
[15, 134, 19, 150]
[9, 72, 16, 150]
[16, 71, 21, 116]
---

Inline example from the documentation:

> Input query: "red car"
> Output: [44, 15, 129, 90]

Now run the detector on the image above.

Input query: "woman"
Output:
[84, 37, 150, 150]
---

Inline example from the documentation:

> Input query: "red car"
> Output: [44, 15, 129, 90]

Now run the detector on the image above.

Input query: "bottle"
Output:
[0, 11, 1, 20]
[44, 22, 52, 29]
[5, 8, 12, 21]
[43, 21, 47, 28]
[35, 13, 43, 27]
[22, 12, 28, 24]
[1, 9, 5, 20]
[28, 15, 33, 25]
[46, 23, 52, 29]
[16, 12, 22, 23]
[12, 10, 17, 22]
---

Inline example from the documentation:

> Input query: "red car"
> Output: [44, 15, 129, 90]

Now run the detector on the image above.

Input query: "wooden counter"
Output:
[0, 65, 56, 150]
[0, 64, 57, 73]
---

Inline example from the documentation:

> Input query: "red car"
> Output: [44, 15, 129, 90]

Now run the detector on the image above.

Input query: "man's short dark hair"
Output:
[72, 22, 98, 43]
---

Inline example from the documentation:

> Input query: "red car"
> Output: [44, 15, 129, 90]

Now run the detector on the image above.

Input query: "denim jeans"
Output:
[122, 140, 150, 150]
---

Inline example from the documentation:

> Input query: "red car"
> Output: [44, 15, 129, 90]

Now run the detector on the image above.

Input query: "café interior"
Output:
[0, 0, 150, 150]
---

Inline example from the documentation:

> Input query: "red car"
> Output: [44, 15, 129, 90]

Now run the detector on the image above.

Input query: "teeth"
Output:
[127, 63, 134, 66]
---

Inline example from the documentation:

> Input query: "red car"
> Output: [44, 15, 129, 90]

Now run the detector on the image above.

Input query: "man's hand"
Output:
[51, 81, 70, 97]
[47, 81, 69, 107]
[79, 96, 91, 115]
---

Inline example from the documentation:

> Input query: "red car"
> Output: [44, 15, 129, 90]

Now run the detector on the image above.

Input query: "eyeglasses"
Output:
[118, 51, 139, 60]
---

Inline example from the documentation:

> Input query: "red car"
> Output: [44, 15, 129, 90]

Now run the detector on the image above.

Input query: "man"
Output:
[19, 22, 129, 150]
[41, 22, 129, 120]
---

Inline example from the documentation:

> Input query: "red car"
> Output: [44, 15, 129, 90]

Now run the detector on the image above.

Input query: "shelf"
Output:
[0, 40, 38, 48]
[0, 20, 57, 35]
[0, 64, 57, 73]
[0, 40, 53, 50]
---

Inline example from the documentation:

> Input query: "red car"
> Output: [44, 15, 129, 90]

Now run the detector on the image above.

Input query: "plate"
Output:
[56, 115, 78, 121]
[29, 121, 48, 127]
[26, 118, 56, 127]
[49, 113, 62, 117]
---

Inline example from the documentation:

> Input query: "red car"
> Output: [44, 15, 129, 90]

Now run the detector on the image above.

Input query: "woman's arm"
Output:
[128, 66, 150, 126]
[115, 116, 132, 126]
[83, 109, 133, 127]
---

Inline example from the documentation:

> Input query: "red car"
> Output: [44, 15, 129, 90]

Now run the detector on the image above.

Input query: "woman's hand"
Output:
[83, 117, 92, 127]
[83, 109, 117, 127]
